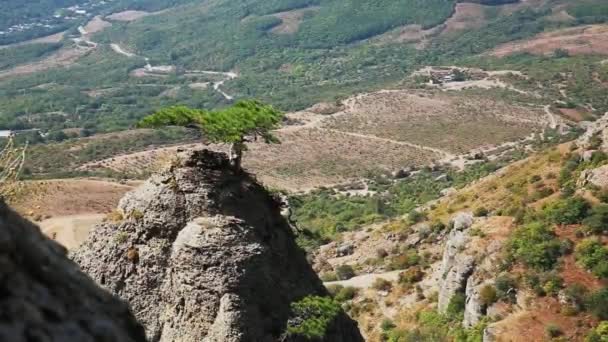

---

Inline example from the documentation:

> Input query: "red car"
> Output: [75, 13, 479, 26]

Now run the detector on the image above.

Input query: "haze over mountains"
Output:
[2, 0, 608, 341]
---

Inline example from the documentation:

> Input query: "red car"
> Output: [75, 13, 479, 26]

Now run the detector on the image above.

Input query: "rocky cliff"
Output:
[72, 149, 363, 342]
[0, 201, 146, 341]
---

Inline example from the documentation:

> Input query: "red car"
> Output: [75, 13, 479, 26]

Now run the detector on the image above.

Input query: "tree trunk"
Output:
[229, 141, 244, 172]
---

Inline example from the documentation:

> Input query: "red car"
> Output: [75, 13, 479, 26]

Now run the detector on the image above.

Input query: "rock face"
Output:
[72, 149, 363, 342]
[0, 201, 146, 342]
[437, 212, 475, 313]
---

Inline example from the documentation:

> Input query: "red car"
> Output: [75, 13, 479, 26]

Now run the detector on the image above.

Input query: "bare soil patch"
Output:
[39, 214, 106, 250]
[11, 178, 135, 219]
[442, 3, 488, 35]
[0, 31, 65, 50]
[492, 24, 608, 57]
[83, 16, 112, 34]
[0, 45, 91, 80]
[270, 7, 320, 34]
[106, 10, 152, 22]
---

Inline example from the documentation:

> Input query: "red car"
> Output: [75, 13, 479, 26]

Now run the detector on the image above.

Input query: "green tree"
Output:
[138, 100, 283, 171]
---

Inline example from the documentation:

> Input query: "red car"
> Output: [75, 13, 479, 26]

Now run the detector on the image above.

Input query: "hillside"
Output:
[301, 116, 608, 341]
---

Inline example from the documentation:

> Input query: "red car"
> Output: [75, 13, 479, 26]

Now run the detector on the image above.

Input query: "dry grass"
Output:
[492, 24, 608, 57]
[0, 45, 91, 80]
[106, 10, 152, 22]
[323, 90, 545, 154]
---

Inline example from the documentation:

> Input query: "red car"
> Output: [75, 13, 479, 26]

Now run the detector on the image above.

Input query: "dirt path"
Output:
[323, 128, 453, 158]
[324, 270, 402, 288]
[110, 43, 136, 57]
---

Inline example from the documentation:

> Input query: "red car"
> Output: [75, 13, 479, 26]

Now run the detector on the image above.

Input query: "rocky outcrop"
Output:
[437, 212, 475, 313]
[72, 149, 363, 342]
[0, 201, 146, 341]
[579, 164, 608, 188]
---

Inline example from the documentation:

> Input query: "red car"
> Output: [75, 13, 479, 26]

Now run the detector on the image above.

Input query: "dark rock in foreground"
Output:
[0, 201, 146, 342]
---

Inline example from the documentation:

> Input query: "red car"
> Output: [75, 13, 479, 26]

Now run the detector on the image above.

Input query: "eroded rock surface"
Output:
[73, 149, 362, 342]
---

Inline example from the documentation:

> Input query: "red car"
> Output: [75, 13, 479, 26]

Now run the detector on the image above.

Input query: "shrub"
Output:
[326, 284, 343, 297]
[408, 210, 426, 224]
[381, 318, 396, 332]
[320, 271, 338, 282]
[586, 321, 608, 342]
[583, 204, 608, 234]
[586, 288, 608, 320]
[335, 265, 356, 280]
[495, 274, 517, 302]
[563, 283, 589, 312]
[388, 249, 421, 270]
[543, 197, 590, 225]
[447, 292, 466, 317]
[507, 222, 563, 270]
[287, 296, 342, 339]
[575, 239, 608, 279]
[530, 174, 543, 183]
[335, 286, 357, 302]
[399, 266, 425, 285]
[376, 248, 389, 259]
[474, 207, 489, 217]
[372, 278, 392, 291]
[546, 324, 562, 338]
[479, 285, 498, 306]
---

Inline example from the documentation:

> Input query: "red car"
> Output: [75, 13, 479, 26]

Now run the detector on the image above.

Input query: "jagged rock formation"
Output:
[72, 149, 363, 342]
[0, 201, 146, 341]
[437, 212, 475, 313]
[437, 213, 510, 328]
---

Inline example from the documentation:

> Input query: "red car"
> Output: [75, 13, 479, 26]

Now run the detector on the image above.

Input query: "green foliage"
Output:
[586, 321, 608, 342]
[543, 196, 590, 225]
[335, 265, 355, 280]
[287, 296, 342, 339]
[446, 293, 466, 317]
[0, 43, 63, 71]
[546, 324, 563, 338]
[583, 204, 608, 234]
[575, 238, 608, 279]
[138, 100, 283, 144]
[334, 286, 357, 302]
[586, 288, 608, 320]
[507, 222, 562, 270]
[473, 207, 489, 217]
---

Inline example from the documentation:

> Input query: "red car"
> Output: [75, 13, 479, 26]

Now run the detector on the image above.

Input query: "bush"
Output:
[495, 274, 517, 302]
[372, 278, 392, 291]
[546, 324, 562, 338]
[388, 249, 421, 270]
[287, 296, 342, 339]
[583, 204, 608, 234]
[587, 288, 608, 320]
[408, 210, 427, 224]
[543, 197, 590, 225]
[586, 321, 608, 342]
[399, 266, 425, 285]
[320, 271, 337, 282]
[575, 239, 608, 279]
[335, 265, 356, 280]
[376, 248, 389, 259]
[381, 318, 396, 332]
[335, 286, 357, 302]
[507, 222, 563, 270]
[474, 207, 489, 217]
[479, 285, 498, 306]
[447, 292, 466, 317]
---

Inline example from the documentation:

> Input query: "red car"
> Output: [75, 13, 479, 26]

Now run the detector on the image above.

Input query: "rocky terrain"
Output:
[72, 149, 363, 342]
[0, 200, 146, 341]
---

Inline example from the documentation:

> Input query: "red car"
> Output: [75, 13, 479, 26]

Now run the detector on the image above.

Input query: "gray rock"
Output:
[0, 201, 146, 342]
[437, 217, 475, 313]
[336, 243, 354, 257]
[451, 212, 474, 231]
[73, 149, 363, 342]
[579, 164, 608, 188]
